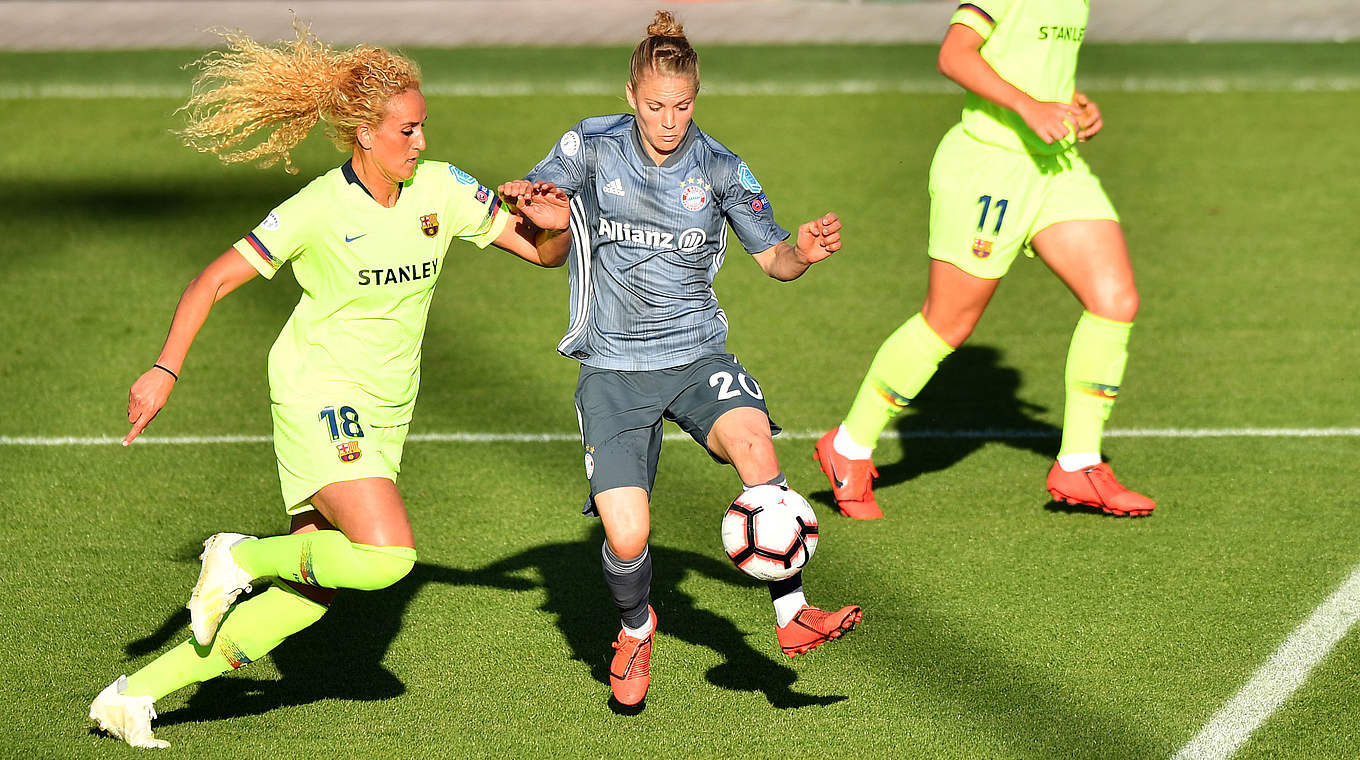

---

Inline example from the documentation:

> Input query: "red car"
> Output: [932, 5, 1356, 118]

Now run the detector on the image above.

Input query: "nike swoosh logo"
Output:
[829, 459, 848, 490]
[345, 234, 367, 243]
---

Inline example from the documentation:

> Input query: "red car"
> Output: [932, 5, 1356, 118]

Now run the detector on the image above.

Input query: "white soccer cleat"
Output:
[187, 532, 257, 646]
[88, 675, 170, 749]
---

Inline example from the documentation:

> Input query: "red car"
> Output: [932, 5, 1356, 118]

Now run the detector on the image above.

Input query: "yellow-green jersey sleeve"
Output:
[232, 176, 326, 279]
[952, 0, 1087, 155]
[951, 1, 1009, 37]
[440, 163, 510, 249]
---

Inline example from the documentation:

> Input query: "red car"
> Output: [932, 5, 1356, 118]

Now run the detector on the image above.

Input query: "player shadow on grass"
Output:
[129, 560, 537, 728]
[808, 345, 1062, 511]
[474, 525, 847, 712]
[128, 530, 838, 727]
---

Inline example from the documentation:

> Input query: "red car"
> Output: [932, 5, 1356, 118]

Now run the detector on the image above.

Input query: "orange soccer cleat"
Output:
[776, 604, 863, 657]
[609, 606, 656, 706]
[813, 429, 882, 520]
[1046, 461, 1155, 516]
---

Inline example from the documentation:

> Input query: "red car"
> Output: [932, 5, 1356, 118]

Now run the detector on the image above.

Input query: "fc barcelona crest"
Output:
[337, 441, 362, 463]
[420, 213, 439, 237]
[972, 238, 993, 258]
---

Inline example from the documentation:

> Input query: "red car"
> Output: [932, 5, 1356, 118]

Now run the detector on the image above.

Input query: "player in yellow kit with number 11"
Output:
[816, 0, 1155, 519]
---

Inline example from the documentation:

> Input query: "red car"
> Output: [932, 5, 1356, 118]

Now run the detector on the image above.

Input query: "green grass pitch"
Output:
[0, 44, 1357, 759]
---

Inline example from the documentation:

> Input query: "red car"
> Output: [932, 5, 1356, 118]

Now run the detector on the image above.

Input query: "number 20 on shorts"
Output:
[710, 371, 763, 401]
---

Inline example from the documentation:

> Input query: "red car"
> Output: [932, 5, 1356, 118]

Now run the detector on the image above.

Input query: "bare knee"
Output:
[607, 532, 649, 561]
[920, 306, 980, 348]
[597, 487, 651, 560]
[932, 320, 975, 348]
[920, 259, 998, 348]
[713, 430, 778, 486]
[1086, 286, 1140, 323]
[708, 409, 778, 484]
[717, 428, 773, 463]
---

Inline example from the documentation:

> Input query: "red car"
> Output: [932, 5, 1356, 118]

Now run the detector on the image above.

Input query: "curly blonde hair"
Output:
[629, 10, 700, 92]
[178, 19, 421, 173]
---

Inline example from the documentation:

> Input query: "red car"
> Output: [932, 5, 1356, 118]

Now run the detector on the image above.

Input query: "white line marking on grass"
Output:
[1062, 427, 1360, 439]
[3, 427, 1358, 446]
[3, 75, 1360, 100]
[1172, 561, 1360, 760]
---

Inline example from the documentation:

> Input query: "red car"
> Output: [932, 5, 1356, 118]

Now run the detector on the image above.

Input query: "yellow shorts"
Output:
[271, 399, 407, 514]
[927, 123, 1119, 279]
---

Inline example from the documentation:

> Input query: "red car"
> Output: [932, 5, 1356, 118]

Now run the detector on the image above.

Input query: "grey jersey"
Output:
[527, 115, 788, 370]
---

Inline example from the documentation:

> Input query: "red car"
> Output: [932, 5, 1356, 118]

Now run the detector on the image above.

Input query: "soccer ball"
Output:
[721, 485, 819, 581]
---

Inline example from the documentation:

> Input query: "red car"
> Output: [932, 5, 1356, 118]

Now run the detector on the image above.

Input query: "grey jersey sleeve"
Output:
[717, 158, 789, 254]
[526, 123, 591, 196]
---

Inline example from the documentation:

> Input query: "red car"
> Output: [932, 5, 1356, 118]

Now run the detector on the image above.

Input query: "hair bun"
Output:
[646, 10, 685, 38]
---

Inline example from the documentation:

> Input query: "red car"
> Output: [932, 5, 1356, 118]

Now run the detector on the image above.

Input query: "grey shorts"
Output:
[574, 354, 780, 508]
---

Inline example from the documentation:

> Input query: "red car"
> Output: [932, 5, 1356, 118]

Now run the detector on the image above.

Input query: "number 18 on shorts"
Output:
[271, 400, 408, 514]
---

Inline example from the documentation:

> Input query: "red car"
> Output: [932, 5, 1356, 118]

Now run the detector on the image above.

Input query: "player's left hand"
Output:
[498, 180, 570, 231]
[795, 213, 842, 264]
[1073, 91, 1103, 141]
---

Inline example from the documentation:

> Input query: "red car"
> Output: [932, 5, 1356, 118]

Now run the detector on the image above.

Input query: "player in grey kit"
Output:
[505, 10, 861, 706]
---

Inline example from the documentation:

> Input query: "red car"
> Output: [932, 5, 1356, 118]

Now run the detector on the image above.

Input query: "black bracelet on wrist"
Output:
[152, 363, 179, 381]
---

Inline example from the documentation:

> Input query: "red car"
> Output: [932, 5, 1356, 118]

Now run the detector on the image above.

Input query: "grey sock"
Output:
[742, 472, 788, 490]
[602, 542, 652, 629]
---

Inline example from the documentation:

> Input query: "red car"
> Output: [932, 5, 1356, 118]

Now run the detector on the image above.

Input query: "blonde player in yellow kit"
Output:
[816, 0, 1155, 519]
[88, 25, 571, 749]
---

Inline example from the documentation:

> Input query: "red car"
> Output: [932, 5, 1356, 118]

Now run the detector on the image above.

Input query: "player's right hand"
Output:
[1018, 98, 1080, 144]
[124, 368, 175, 446]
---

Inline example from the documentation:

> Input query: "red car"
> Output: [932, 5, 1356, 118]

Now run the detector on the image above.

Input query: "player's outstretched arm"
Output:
[124, 249, 258, 446]
[493, 180, 572, 267]
[937, 23, 1078, 145]
[751, 212, 842, 282]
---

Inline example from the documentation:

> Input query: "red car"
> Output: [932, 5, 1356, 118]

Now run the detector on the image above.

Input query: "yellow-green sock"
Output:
[122, 584, 326, 700]
[843, 313, 954, 450]
[1058, 310, 1133, 459]
[231, 530, 416, 591]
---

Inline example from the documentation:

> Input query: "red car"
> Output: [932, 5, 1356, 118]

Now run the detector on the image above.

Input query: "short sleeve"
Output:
[950, 2, 1008, 39]
[525, 123, 590, 196]
[719, 159, 789, 255]
[232, 187, 316, 280]
[443, 165, 511, 249]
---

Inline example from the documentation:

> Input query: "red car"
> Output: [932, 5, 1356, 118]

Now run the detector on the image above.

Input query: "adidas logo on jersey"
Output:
[603, 178, 626, 197]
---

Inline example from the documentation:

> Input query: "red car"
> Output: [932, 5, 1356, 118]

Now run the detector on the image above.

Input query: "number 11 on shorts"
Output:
[977, 195, 1008, 235]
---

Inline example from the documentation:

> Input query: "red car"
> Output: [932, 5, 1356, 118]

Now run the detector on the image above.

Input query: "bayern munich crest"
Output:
[420, 213, 439, 237]
[680, 177, 710, 211]
[559, 130, 581, 157]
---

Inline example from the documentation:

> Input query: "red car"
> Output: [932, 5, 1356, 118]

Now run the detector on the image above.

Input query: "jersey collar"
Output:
[342, 158, 403, 204]
[629, 118, 698, 168]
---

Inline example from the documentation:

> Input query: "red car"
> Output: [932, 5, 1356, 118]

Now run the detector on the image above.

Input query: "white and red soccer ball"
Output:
[721, 485, 819, 581]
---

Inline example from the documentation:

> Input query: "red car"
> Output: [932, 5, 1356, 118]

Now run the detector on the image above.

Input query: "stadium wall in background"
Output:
[0, 0, 1357, 49]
